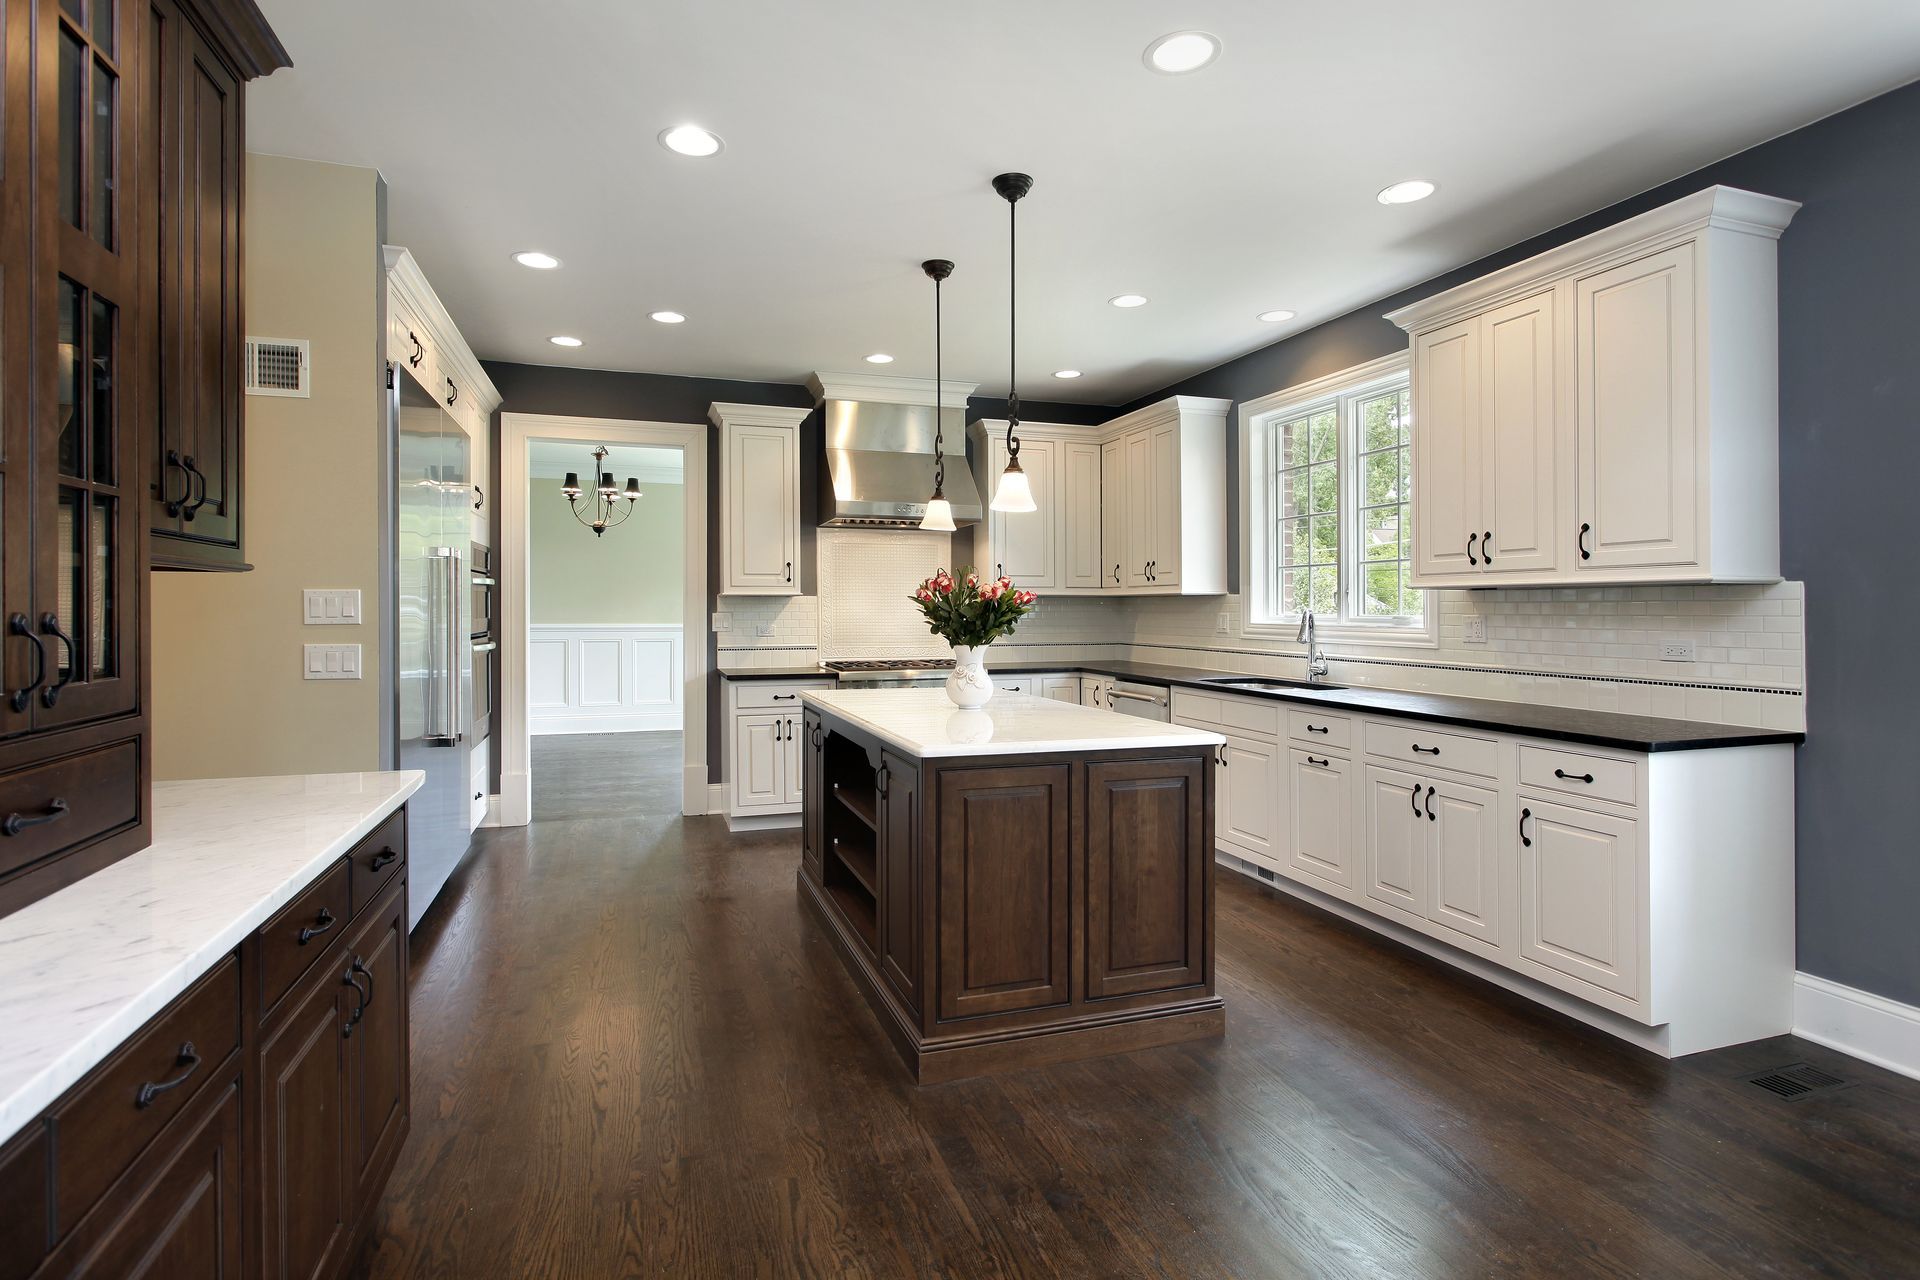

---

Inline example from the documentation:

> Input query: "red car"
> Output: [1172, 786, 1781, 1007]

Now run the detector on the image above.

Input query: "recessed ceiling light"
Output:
[1257, 309, 1296, 323]
[658, 124, 723, 157]
[548, 335, 583, 348]
[865, 353, 894, 364]
[513, 251, 561, 270]
[1053, 370, 1082, 379]
[649, 310, 686, 324]
[1109, 294, 1148, 308]
[1143, 30, 1220, 74]
[1377, 179, 1437, 205]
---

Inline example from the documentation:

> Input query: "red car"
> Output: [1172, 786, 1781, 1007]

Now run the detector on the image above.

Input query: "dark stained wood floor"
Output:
[356, 732, 1920, 1279]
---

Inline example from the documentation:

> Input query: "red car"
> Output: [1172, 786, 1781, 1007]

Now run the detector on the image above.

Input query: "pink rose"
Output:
[997, 576, 1012, 591]
[982, 580, 1003, 600]
[915, 587, 933, 603]
[965, 571, 980, 588]
[1017, 590, 1037, 605]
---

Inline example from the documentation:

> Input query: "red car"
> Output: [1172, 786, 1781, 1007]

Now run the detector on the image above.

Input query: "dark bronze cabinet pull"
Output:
[809, 724, 823, 749]
[342, 962, 369, 1035]
[1482, 530, 1493, 565]
[784, 561, 792, 583]
[1467, 532, 1478, 566]
[298, 906, 336, 945]
[2, 798, 68, 837]
[1305, 723, 1328, 735]
[473, 484, 483, 511]
[1578, 522, 1592, 560]
[1554, 769, 1595, 784]
[1306, 755, 1329, 767]
[162, 449, 192, 517]
[180, 455, 207, 521]
[408, 332, 423, 367]
[135, 1042, 202, 1109]
[875, 764, 890, 800]
[9, 612, 46, 713]
[1409, 782, 1421, 815]
[772, 693, 797, 701]
[38, 614, 75, 708]
[1520, 807, 1534, 848]
[1411, 744, 1440, 755]
[446, 377, 458, 406]
[1112, 564, 1121, 585]
[369, 848, 398, 871]
[1425, 785, 1436, 821]
[353, 957, 375, 1013]
[996, 562, 1003, 579]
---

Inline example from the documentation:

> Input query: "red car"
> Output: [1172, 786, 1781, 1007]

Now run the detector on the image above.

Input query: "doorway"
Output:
[498, 414, 711, 825]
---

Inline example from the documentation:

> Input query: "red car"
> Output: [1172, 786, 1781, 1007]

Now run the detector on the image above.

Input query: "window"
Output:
[1244, 355, 1430, 640]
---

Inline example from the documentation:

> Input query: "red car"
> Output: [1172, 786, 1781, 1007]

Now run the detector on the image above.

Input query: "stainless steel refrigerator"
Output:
[391, 361, 473, 929]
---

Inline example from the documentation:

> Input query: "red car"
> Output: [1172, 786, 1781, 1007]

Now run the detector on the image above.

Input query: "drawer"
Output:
[1365, 719, 1498, 778]
[0, 739, 140, 882]
[256, 859, 351, 1019]
[1220, 695, 1281, 738]
[1170, 689, 1223, 727]
[992, 676, 1035, 695]
[1288, 709, 1350, 749]
[1520, 745, 1637, 807]
[732, 681, 830, 710]
[53, 954, 241, 1234]
[348, 807, 408, 916]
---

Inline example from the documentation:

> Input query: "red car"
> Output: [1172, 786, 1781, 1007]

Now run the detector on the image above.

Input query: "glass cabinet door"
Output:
[33, 0, 141, 729]
[0, 0, 36, 738]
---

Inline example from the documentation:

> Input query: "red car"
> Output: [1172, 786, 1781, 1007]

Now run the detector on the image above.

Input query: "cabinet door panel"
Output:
[1086, 756, 1207, 998]
[1100, 437, 1126, 591]
[780, 716, 804, 806]
[1363, 764, 1426, 914]
[1411, 319, 1481, 580]
[935, 763, 1071, 1019]
[985, 435, 1055, 588]
[1219, 732, 1277, 859]
[1059, 440, 1103, 590]
[731, 713, 783, 810]
[800, 711, 823, 879]
[877, 750, 919, 1014]
[1426, 778, 1501, 945]
[1124, 429, 1154, 588]
[347, 884, 410, 1210]
[1479, 289, 1559, 576]
[258, 969, 351, 1280]
[1147, 421, 1181, 587]
[1288, 750, 1351, 890]
[1519, 798, 1638, 998]
[0, 0, 36, 738]
[727, 426, 798, 591]
[1576, 244, 1697, 571]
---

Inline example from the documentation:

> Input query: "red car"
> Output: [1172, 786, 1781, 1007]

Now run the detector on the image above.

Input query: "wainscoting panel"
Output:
[529, 624, 684, 735]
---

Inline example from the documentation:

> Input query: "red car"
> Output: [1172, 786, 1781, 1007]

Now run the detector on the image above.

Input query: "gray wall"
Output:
[482, 361, 1115, 777]
[1119, 81, 1920, 1007]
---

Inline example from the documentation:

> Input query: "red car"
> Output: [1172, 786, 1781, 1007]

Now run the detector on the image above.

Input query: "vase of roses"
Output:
[910, 568, 1038, 709]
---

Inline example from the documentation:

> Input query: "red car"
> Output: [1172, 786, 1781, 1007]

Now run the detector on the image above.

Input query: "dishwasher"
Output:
[1104, 679, 1171, 721]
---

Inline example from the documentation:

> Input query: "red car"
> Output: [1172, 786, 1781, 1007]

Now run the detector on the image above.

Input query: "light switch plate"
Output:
[304, 643, 362, 680]
[304, 588, 362, 625]
[711, 612, 733, 633]
[1215, 612, 1231, 635]
[1463, 616, 1487, 644]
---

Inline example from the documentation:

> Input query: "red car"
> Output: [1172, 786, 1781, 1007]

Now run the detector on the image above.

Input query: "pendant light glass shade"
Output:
[991, 459, 1036, 513]
[920, 495, 957, 532]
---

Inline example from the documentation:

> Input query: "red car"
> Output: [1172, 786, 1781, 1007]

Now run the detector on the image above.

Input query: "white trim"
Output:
[1237, 353, 1435, 646]
[1793, 973, 1920, 1082]
[805, 371, 978, 407]
[527, 623, 684, 736]
[383, 246, 502, 407]
[501, 412, 710, 823]
[706, 782, 731, 815]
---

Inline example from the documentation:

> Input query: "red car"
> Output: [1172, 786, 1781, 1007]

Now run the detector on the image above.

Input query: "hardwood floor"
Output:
[357, 732, 1920, 1279]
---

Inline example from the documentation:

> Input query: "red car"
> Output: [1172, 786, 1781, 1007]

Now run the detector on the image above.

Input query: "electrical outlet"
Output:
[303, 588, 361, 625]
[1463, 616, 1488, 644]
[711, 612, 733, 633]
[1661, 639, 1697, 662]
[755, 622, 775, 638]
[303, 643, 362, 680]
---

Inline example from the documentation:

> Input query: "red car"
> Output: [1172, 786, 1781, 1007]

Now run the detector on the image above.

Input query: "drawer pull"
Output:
[1425, 785, 1436, 821]
[772, 693, 797, 701]
[1553, 769, 1595, 785]
[1305, 723, 1329, 734]
[134, 1042, 201, 1109]
[2, 797, 69, 836]
[342, 962, 370, 1036]
[297, 907, 336, 945]
[1520, 807, 1533, 848]
[369, 849, 399, 871]
[1411, 744, 1440, 756]
[1305, 756, 1329, 768]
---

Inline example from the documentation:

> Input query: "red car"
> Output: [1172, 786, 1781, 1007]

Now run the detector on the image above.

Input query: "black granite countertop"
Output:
[721, 659, 1803, 753]
[717, 665, 837, 681]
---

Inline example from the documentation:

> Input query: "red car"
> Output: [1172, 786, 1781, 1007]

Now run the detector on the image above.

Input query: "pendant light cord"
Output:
[933, 272, 945, 495]
[1006, 192, 1021, 461]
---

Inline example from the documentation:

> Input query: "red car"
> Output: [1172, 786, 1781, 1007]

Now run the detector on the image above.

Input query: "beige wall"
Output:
[529, 479, 684, 624]
[150, 155, 385, 780]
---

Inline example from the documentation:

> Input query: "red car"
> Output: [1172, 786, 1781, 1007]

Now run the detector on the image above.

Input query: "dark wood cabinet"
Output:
[257, 961, 353, 1280]
[876, 747, 919, 1015]
[0, 0, 284, 919]
[1085, 756, 1209, 999]
[800, 709, 822, 881]
[344, 882, 409, 1214]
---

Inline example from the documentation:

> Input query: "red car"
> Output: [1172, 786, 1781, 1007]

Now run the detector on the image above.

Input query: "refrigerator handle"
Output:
[426, 548, 461, 745]
[449, 550, 463, 743]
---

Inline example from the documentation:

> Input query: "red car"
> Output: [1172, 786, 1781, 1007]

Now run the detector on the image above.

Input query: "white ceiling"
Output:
[248, 0, 1920, 404]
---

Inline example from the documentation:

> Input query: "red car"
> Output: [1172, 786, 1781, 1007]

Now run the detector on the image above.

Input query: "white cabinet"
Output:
[1517, 797, 1638, 999]
[1099, 437, 1126, 592]
[1040, 674, 1081, 703]
[1060, 441, 1104, 591]
[1425, 777, 1501, 945]
[1363, 764, 1427, 914]
[1219, 732, 1279, 863]
[1389, 186, 1798, 587]
[980, 437, 1057, 587]
[1080, 675, 1111, 708]
[386, 250, 499, 546]
[992, 675, 1036, 696]
[713, 404, 808, 596]
[732, 714, 786, 810]
[1287, 748, 1352, 891]
[724, 677, 829, 822]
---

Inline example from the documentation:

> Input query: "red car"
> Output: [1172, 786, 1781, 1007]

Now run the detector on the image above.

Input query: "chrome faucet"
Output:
[1297, 610, 1329, 682]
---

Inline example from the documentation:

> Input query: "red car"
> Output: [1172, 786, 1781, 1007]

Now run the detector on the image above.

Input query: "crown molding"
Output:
[708, 402, 811, 430]
[383, 245, 503, 409]
[806, 371, 979, 407]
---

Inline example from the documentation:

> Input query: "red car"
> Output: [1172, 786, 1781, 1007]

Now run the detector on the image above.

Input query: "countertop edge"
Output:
[0, 771, 423, 1147]
[801, 690, 1226, 758]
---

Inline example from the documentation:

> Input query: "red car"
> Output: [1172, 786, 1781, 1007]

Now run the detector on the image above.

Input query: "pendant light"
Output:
[560, 444, 642, 537]
[989, 172, 1037, 513]
[919, 258, 957, 532]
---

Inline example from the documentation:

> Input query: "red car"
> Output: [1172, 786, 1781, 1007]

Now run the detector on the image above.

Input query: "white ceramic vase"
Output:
[945, 644, 993, 710]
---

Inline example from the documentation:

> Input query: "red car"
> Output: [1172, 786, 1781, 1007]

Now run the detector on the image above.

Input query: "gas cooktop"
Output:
[823, 658, 955, 681]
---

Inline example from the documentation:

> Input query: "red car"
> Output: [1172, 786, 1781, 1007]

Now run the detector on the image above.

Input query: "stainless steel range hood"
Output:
[810, 374, 982, 528]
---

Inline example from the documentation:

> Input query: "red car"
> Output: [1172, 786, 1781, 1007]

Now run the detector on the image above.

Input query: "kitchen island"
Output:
[798, 688, 1227, 1083]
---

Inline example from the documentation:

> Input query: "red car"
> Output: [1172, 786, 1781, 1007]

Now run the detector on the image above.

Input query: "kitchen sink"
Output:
[1201, 676, 1343, 694]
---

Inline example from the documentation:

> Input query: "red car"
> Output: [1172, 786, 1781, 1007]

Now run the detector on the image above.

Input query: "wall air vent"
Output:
[245, 337, 310, 397]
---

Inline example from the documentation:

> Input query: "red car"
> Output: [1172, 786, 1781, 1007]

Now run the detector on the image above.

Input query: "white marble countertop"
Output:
[801, 688, 1225, 758]
[0, 770, 423, 1146]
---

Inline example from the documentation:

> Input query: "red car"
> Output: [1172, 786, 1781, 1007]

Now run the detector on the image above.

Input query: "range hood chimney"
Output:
[807, 372, 982, 528]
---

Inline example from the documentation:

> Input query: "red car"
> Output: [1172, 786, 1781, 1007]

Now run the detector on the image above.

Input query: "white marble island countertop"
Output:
[0, 770, 423, 1146]
[801, 688, 1225, 758]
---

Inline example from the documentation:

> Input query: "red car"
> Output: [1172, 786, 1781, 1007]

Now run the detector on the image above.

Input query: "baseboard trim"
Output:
[1793, 973, 1920, 1082]
[531, 712, 682, 736]
[705, 783, 729, 816]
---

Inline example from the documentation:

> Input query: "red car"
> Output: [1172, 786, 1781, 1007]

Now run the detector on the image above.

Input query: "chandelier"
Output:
[560, 445, 641, 536]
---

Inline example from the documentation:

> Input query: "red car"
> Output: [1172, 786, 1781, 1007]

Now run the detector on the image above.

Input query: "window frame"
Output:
[1239, 352, 1437, 646]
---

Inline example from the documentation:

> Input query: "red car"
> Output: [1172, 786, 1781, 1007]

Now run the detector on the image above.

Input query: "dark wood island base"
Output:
[798, 693, 1226, 1084]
